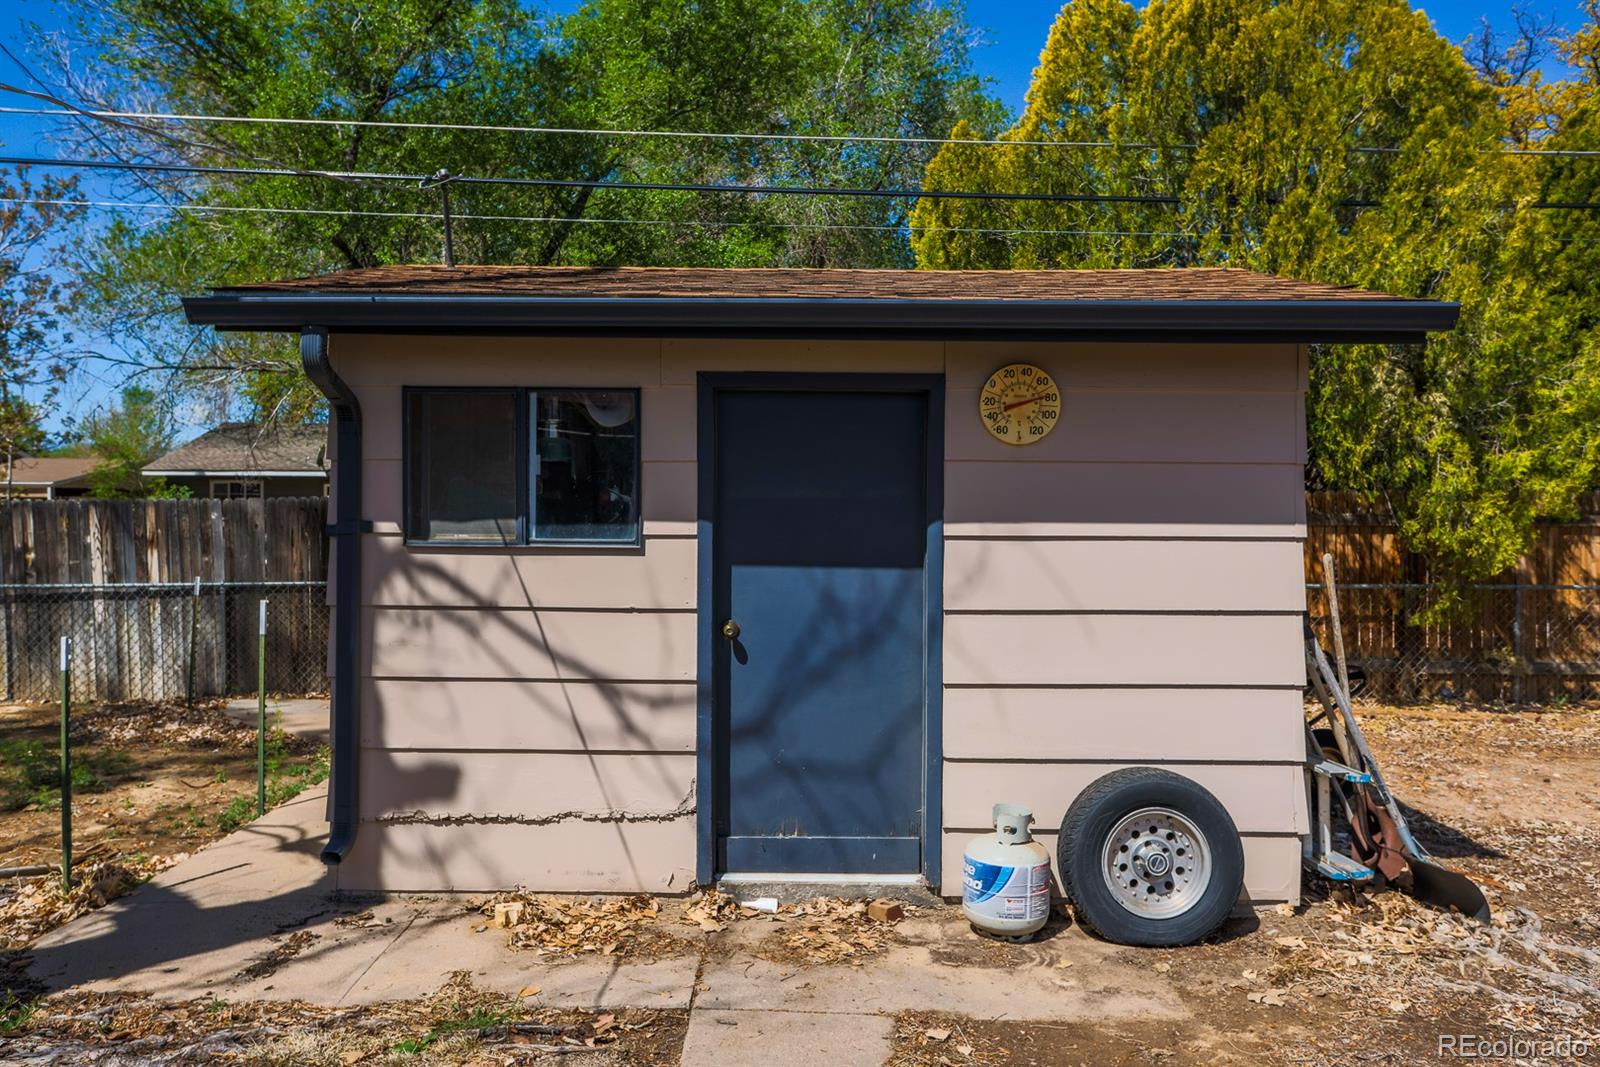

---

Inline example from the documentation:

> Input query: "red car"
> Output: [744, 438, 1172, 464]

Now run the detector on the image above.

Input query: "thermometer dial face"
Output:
[979, 363, 1061, 446]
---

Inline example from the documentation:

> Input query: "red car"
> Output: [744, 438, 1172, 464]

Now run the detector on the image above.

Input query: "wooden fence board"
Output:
[0, 497, 328, 702]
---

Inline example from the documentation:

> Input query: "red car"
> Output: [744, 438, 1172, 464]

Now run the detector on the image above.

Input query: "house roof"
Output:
[0, 456, 99, 487]
[183, 265, 1459, 342]
[143, 422, 329, 478]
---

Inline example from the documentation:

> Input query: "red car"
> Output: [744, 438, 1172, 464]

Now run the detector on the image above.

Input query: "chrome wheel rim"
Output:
[1101, 806, 1212, 919]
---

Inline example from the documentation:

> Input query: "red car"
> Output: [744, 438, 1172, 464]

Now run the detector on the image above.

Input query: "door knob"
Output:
[721, 619, 741, 640]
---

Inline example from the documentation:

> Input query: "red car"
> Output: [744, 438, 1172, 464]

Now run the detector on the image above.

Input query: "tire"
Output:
[1057, 768, 1245, 947]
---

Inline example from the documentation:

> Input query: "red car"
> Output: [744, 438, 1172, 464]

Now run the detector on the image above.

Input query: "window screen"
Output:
[407, 390, 519, 543]
[530, 390, 639, 543]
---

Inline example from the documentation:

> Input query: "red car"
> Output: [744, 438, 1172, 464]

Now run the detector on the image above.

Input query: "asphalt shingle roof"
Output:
[144, 423, 328, 475]
[0, 456, 99, 486]
[219, 265, 1405, 302]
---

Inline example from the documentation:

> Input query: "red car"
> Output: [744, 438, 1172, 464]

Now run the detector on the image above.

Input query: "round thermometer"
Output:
[979, 363, 1061, 446]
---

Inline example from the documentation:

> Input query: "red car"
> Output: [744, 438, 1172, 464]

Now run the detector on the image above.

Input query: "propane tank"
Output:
[962, 803, 1052, 940]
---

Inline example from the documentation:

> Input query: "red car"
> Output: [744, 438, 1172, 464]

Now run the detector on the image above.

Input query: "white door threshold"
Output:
[718, 872, 922, 885]
[715, 872, 940, 903]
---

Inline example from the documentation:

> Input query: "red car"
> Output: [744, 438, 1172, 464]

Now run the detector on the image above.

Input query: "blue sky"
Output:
[0, 0, 1589, 437]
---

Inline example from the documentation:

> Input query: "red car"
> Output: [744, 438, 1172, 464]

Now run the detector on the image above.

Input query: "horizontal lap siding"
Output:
[361, 678, 695, 752]
[364, 607, 695, 680]
[941, 831, 1303, 904]
[339, 821, 697, 894]
[945, 462, 1304, 534]
[360, 751, 695, 819]
[337, 337, 706, 892]
[944, 762, 1308, 835]
[945, 388, 1300, 465]
[939, 342, 1307, 901]
[361, 533, 696, 609]
[944, 689, 1304, 762]
[946, 539, 1304, 613]
[946, 614, 1304, 687]
[331, 336, 1310, 897]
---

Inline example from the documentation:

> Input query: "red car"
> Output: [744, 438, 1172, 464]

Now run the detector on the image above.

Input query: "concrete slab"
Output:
[338, 904, 699, 1008]
[223, 696, 329, 743]
[697, 913, 1187, 1022]
[679, 1009, 892, 1067]
[27, 786, 700, 1012]
[27, 786, 339, 997]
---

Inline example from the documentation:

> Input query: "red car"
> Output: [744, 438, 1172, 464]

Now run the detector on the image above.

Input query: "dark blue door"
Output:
[714, 388, 930, 873]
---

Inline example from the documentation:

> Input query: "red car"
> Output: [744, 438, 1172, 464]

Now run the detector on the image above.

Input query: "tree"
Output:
[81, 385, 187, 498]
[36, 0, 1001, 417]
[910, 0, 1600, 599]
[0, 167, 86, 502]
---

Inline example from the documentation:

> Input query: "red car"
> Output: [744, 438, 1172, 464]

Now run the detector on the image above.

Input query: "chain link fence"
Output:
[0, 580, 329, 703]
[1307, 582, 1600, 704]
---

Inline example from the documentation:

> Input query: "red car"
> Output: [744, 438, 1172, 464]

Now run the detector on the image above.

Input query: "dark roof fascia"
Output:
[181, 292, 1461, 344]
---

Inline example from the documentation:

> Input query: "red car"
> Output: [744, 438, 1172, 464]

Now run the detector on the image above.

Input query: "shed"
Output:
[183, 266, 1457, 924]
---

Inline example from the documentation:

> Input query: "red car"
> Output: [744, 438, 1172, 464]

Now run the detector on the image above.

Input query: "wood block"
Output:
[493, 901, 525, 928]
[867, 899, 904, 924]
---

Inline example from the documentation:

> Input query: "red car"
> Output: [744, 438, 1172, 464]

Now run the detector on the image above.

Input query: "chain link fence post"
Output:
[186, 576, 200, 708]
[257, 598, 268, 818]
[58, 635, 72, 891]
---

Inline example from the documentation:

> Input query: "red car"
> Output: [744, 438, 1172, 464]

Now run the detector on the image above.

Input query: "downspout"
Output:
[300, 327, 364, 864]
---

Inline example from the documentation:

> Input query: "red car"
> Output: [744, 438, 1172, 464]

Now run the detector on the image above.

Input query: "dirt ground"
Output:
[3, 700, 1598, 1065]
[0, 700, 327, 950]
[887, 701, 1600, 1067]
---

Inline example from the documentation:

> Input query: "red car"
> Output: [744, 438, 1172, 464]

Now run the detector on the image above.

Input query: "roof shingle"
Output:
[0, 456, 99, 486]
[144, 423, 328, 475]
[219, 265, 1403, 302]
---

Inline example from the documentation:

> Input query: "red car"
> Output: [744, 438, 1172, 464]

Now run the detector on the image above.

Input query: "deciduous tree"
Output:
[911, 0, 1600, 596]
[81, 385, 187, 498]
[36, 0, 1000, 417]
[0, 167, 84, 503]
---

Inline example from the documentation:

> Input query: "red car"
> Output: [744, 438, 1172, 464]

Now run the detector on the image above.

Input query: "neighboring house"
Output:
[143, 422, 328, 499]
[0, 456, 99, 500]
[182, 265, 1458, 940]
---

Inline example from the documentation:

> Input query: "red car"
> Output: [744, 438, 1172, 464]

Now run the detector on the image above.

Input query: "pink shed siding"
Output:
[325, 334, 1308, 902]
[942, 340, 1306, 903]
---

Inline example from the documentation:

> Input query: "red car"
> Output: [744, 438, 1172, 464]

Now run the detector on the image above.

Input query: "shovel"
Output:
[1310, 560, 1491, 924]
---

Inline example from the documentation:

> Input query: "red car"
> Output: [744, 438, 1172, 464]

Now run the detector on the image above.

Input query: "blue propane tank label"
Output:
[963, 856, 1050, 923]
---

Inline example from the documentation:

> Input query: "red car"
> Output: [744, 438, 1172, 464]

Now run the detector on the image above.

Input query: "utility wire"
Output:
[0, 194, 1219, 240]
[3, 100, 1599, 158]
[6, 152, 1599, 210]
[0, 152, 1189, 205]
[15, 195, 1599, 245]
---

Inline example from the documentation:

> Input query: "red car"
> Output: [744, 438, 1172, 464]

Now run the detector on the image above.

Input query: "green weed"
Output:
[0, 738, 130, 811]
[0, 991, 37, 1035]
[391, 1008, 515, 1055]
[215, 731, 330, 833]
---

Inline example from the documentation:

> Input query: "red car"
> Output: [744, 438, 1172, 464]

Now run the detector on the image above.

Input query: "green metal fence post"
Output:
[187, 576, 200, 708]
[59, 635, 72, 891]
[257, 598, 268, 818]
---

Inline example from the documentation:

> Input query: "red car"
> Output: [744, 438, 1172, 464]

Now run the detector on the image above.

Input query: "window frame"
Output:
[402, 385, 642, 549]
[210, 478, 264, 500]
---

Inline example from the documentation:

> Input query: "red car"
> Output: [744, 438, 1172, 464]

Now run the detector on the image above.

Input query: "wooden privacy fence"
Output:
[0, 497, 329, 702]
[1306, 491, 1600, 703]
[3, 492, 1596, 705]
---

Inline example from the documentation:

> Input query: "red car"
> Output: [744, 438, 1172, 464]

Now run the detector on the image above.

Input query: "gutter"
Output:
[183, 294, 1460, 344]
[140, 469, 329, 478]
[299, 328, 366, 866]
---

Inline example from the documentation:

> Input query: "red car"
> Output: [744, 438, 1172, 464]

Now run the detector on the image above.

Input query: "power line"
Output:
[0, 194, 1219, 241]
[3, 100, 1599, 158]
[16, 194, 1599, 247]
[7, 151, 1599, 210]
[0, 153, 1195, 206]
